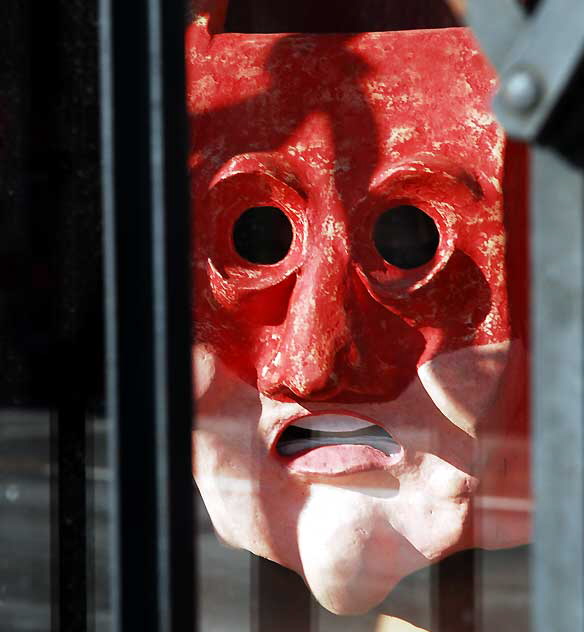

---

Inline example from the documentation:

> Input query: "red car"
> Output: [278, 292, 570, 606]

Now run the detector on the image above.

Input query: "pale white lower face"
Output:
[192, 341, 529, 615]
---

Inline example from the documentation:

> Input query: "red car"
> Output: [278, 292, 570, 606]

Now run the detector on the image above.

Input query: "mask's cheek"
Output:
[388, 455, 477, 560]
[192, 345, 266, 550]
[417, 340, 522, 438]
[194, 425, 306, 568]
[192, 347, 307, 568]
[193, 429, 261, 549]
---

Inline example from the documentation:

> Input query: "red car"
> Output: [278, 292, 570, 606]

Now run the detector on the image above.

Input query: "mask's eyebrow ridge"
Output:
[370, 160, 484, 201]
[209, 151, 307, 199]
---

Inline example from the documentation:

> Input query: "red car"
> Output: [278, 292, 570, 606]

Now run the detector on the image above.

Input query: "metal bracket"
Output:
[468, 0, 584, 143]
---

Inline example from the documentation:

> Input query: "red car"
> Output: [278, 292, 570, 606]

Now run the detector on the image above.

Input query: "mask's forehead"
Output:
[187, 28, 501, 199]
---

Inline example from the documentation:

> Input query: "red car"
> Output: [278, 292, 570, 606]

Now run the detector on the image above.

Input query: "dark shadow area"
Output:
[225, 0, 460, 33]
[192, 32, 380, 211]
[539, 54, 584, 169]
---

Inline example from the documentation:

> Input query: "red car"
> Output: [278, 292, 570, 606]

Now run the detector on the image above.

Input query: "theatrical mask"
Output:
[187, 0, 530, 615]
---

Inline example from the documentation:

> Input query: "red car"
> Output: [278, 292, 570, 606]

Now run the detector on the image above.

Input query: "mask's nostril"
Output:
[233, 206, 293, 264]
[259, 370, 344, 402]
[258, 381, 297, 402]
[373, 205, 439, 269]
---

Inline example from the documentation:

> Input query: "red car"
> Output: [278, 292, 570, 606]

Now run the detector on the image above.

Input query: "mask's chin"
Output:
[295, 483, 427, 615]
[294, 457, 474, 615]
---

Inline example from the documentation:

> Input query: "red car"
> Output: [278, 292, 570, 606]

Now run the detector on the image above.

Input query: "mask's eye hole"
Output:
[373, 205, 440, 269]
[233, 206, 294, 264]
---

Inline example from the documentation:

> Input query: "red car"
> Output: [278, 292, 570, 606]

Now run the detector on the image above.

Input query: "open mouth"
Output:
[276, 414, 401, 458]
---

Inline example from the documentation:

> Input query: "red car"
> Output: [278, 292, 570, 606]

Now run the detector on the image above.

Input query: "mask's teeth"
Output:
[276, 424, 400, 457]
[291, 414, 378, 433]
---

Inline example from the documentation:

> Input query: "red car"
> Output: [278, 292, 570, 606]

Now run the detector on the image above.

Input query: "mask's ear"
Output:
[187, 0, 228, 47]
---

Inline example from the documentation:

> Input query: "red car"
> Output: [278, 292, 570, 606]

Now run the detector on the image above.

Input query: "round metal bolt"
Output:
[502, 68, 541, 113]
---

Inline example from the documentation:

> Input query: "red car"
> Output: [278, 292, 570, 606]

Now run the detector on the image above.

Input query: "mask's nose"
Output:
[257, 245, 352, 400]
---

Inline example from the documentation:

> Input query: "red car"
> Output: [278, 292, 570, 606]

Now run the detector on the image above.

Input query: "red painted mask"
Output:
[187, 0, 529, 616]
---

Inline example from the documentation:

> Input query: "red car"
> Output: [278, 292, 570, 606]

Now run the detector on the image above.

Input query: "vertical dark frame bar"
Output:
[251, 557, 312, 632]
[431, 550, 479, 632]
[99, 0, 195, 630]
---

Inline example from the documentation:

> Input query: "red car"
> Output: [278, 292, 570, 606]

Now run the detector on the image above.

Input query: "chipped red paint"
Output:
[187, 22, 523, 403]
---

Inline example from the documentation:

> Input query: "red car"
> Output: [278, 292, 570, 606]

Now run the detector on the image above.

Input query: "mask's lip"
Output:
[269, 409, 398, 456]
